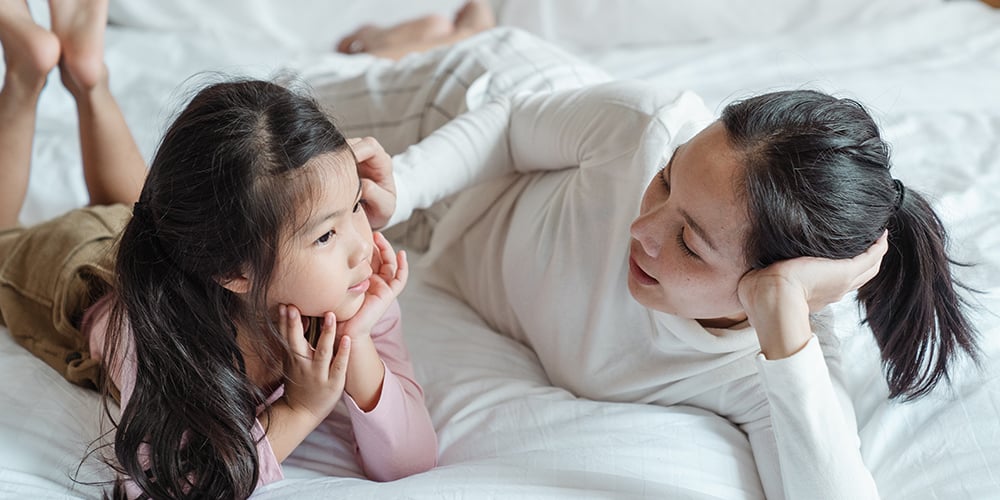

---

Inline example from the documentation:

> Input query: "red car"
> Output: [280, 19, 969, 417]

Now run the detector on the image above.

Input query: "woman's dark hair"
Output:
[721, 89, 979, 401]
[104, 79, 348, 498]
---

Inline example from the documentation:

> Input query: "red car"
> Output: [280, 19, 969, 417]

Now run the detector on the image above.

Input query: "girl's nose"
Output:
[348, 217, 373, 268]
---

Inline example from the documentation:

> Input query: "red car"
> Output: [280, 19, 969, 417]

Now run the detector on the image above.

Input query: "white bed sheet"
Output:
[2, 1, 999, 499]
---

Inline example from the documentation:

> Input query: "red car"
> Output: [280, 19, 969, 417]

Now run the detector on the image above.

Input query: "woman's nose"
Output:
[630, 211, 664, 258]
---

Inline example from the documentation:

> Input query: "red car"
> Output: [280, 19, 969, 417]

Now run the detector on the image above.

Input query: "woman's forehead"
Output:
[674, 122, 749, 263]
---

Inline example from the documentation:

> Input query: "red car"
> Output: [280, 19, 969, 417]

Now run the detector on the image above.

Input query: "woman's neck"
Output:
[697, 314, 749, 330]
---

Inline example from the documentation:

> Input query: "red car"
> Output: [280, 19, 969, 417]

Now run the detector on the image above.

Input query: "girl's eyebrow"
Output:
[303, 179, 363, 235]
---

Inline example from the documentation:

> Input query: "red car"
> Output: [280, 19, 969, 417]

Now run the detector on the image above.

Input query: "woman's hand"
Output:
[279, 304, 352, 421]
[350, 137, 396, 230]
[738, 232, 889, 359]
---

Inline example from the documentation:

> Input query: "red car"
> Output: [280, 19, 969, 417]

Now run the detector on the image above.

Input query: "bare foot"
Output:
[0, 1, 60, 89]
[48, 0, 109, 93]
[336, 14, 453, 55]
[453, 0, 495, 35]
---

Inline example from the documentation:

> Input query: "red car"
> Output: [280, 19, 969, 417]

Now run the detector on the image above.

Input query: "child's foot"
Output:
[453, 0, 495, 35]
[336, 14, 453, 55]
[0, 1, 60, 90]
[48, 0, 109, 94]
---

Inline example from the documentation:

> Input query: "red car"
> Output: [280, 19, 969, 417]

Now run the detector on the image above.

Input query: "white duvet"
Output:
[2, 1, 998, 498]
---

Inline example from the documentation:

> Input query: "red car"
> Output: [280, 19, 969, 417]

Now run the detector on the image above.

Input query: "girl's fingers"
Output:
[312, 312, 338, 365]
[329, 336, 351, 385]
[374, 232, 398, 279]
[392, 250, 409, 293]
[283, 305, 311, 358]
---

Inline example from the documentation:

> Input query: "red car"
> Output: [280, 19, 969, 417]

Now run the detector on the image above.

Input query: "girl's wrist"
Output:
[344, 334, 386, 411]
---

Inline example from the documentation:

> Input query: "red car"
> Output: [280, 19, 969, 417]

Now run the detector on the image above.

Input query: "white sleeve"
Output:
[386, 81, 699, 227]
[752, 336, 880, 499]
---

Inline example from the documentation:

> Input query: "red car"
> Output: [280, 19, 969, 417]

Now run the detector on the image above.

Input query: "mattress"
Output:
[2, 1, 998, 498]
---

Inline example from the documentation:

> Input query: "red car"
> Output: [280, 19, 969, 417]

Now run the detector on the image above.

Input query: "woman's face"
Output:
[628, 121, 751, 326]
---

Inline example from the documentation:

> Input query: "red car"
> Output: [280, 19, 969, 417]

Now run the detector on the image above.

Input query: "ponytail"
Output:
[857, 186, 979, 400]
[723, 89, 980, 403]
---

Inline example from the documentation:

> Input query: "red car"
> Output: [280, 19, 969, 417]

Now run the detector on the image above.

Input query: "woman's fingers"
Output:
[851, 230, 890, 289]
[349, 137, 392, 182]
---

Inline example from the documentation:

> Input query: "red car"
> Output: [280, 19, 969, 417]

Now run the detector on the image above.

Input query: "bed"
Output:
[2, 0, 998, 498]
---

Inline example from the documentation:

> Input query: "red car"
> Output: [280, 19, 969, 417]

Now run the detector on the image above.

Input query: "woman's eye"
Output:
[677, 230, 699, 259]
[659, 167, 670, 191]
[316, 230, 335, 245]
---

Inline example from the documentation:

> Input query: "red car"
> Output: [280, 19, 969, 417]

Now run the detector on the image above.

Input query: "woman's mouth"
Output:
[348, 278, 371, 294]
[628, 253, 659, 286]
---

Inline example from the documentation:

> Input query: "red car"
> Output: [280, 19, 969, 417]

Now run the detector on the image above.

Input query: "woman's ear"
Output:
[217, 272, 251, 294]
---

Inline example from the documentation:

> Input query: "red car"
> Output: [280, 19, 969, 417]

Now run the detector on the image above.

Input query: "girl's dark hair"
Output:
[721, 89, 979, 401]
[105, 79, 348, 498]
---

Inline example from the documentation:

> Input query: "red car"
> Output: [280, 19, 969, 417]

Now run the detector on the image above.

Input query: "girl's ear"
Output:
[217, 272, 251, 294]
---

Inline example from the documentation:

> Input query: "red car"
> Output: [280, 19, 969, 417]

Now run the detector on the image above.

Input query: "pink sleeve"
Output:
[341, 300, 438, 481]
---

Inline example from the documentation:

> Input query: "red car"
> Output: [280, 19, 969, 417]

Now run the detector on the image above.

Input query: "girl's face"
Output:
[268, 151, 374, 320]
[628, 121, 752, 327]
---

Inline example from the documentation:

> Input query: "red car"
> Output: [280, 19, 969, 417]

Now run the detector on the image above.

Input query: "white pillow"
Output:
[495, 0, 943, 48]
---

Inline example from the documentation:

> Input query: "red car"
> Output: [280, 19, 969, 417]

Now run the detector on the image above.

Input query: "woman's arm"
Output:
[383, 81, 711, 227]
[737, 234, 888, 498]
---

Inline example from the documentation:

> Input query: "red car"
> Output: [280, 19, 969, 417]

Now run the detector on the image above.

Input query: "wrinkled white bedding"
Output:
[2, 1, 998, 498]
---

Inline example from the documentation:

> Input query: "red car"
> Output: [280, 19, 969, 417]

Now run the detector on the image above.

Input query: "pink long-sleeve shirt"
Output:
[82, 294, 436, 495]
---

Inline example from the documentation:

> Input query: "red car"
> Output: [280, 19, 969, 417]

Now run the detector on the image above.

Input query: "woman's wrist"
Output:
[744, 278, 813, 359]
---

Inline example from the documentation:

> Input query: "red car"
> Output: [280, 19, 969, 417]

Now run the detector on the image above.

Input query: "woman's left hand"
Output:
[349, 137, 397, 230]
[737, 231, 889, 358]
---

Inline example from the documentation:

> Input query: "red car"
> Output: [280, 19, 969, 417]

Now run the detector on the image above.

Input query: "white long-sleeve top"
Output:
[388, 80, 880, 499]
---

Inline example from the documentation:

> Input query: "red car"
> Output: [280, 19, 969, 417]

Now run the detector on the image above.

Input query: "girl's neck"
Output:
[235, 325, 284, 395]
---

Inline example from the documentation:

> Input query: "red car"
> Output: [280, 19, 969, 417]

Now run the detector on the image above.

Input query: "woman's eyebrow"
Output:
[680, 209, 717, 252]
[669, 144, 717, 253]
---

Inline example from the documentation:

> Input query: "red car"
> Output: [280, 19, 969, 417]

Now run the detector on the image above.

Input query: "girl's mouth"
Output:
[348, 278, 370, 293]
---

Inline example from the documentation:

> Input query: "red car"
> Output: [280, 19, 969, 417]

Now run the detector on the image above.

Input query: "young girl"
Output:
[0, 1, 436, 498]
[315, 28, 978, 499]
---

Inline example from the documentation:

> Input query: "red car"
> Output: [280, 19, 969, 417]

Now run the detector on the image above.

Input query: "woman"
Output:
[312, 27, 977, 499]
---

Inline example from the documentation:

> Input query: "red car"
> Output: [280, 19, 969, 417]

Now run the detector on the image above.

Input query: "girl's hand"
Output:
[350, 137, 396, 230]
[280, 304, 352, 421]
[737, 231, 889, 358]
[338, 232, 408, 340]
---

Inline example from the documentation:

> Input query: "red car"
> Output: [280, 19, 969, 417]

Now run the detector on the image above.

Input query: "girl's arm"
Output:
[381, 81, 711, 227]
[335, 232, 437, 480]
[737, 234, 888, 499]
[342, 299, 438, 481]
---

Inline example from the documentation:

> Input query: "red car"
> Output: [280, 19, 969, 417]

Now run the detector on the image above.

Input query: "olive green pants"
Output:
[0, 204, 129, 391]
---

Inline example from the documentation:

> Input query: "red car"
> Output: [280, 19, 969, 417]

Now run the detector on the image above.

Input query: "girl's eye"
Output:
[677, 230, 699, 259]
[316, 230, 335, 245]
